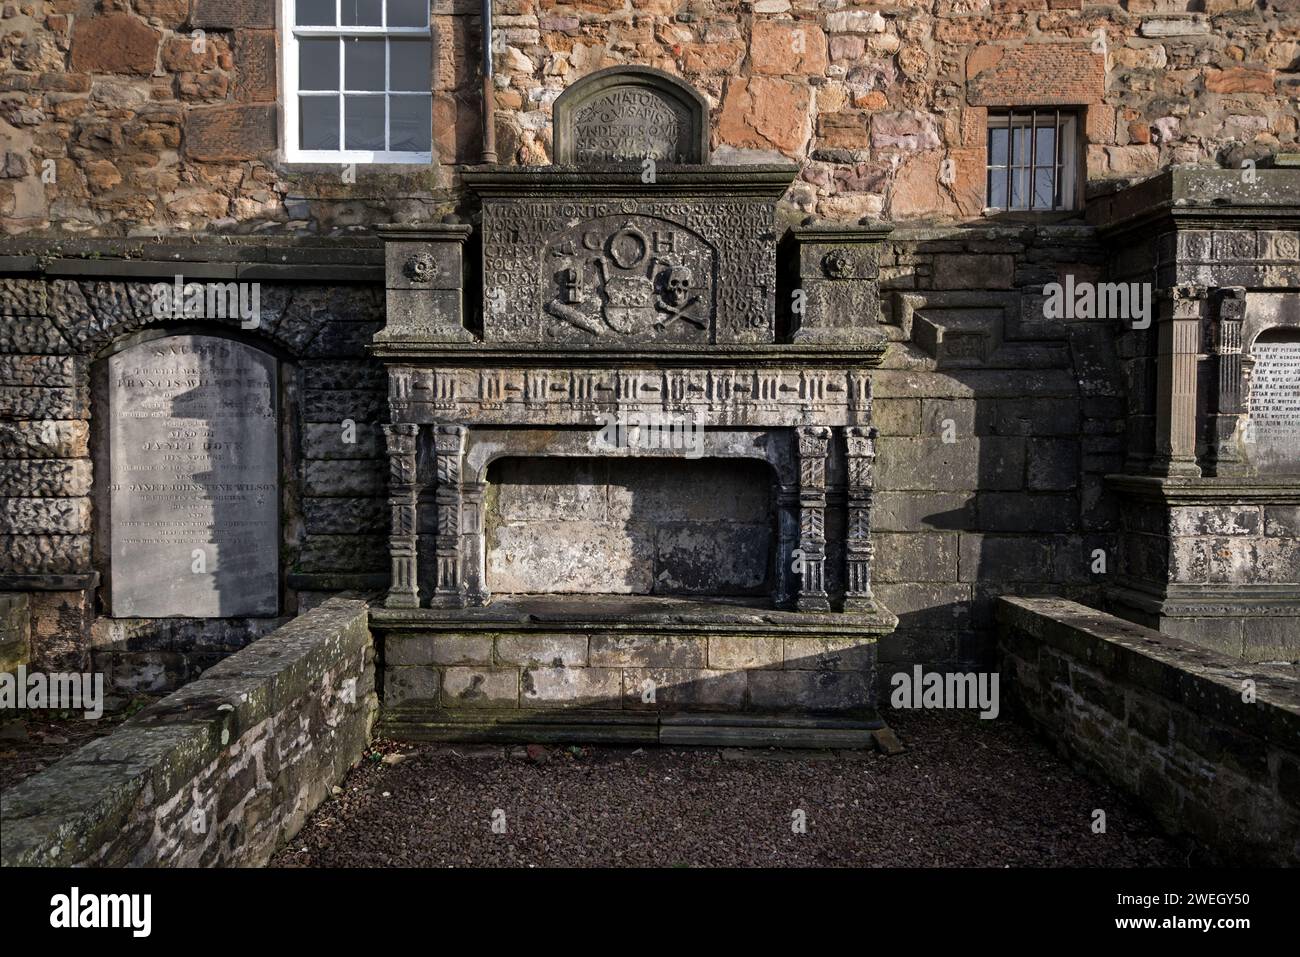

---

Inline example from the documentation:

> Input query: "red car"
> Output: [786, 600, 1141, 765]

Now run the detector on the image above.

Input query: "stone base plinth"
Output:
[371, 595, 897, 746]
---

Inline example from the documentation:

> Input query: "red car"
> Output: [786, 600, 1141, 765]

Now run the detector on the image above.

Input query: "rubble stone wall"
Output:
[1, 1, 1297, 234]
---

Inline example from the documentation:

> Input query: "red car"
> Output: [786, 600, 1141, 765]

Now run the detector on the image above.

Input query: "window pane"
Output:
[388, 0, 427, 27]
[341, 0, 383, 25]
[299, 39, 339, 91]
[988, 168, 1007, 209]
[297, 0, 335, 26]
[344, 38, 386, 90]
[390, 39, 431, 91]
[390, 94, 431, 152]
[989, 126, 1008, 166]
[1011, 169, 1028, 208]
[1012, 126, 1030, 167]
[345, 95, 385, 149]
[301, 96, 340, 150]
[1033, 168, 1055, 209]
[1036, 126, 1056, 164]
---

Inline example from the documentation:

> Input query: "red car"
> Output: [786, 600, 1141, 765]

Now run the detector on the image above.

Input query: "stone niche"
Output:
[369, 67, 897, 744]
[101, 334, 279, 618]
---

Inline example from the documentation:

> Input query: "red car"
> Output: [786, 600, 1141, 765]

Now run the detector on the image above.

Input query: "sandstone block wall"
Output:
[998, 595, 1300, 866]
[1, 2, 1297, 234]
[0, 595, 376, 867]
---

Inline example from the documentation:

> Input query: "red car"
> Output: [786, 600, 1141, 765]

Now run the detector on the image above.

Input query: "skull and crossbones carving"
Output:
[655, 263, 704, 330]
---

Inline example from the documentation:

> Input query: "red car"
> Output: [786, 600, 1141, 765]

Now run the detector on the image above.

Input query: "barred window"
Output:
[285, 0, 432, 163]
[986, 109, 1078, 212]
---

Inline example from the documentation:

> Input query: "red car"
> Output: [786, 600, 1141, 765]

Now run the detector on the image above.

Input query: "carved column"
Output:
[432, 424, 468, 607]
[382, 423, 419, 608]
[1150, 284, 1205, 478]
[843, 426, 877, 613]
[1207, 286, 1247, 476]
[796, 425, 831, 612]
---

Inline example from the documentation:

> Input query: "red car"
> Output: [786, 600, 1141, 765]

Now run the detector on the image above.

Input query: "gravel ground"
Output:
[0, 699, 156, 793]
[271, 710, 1196, 868]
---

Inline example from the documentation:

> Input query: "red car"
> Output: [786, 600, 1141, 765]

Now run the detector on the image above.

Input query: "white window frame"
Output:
[282, 0, 433, 165]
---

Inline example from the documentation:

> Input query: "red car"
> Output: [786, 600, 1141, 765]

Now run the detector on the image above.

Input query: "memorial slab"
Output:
[107, 335, 278, 617]
[1247, 335, 1300, 474]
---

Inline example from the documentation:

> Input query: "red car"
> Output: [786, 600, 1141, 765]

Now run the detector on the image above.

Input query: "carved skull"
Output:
[665, 265, 693, 307]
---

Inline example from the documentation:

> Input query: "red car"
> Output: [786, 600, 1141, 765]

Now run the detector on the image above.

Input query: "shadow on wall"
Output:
[869, 259, 1127, 680]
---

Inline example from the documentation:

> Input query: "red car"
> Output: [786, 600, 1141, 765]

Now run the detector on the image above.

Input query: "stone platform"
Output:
[372, 595, 897, 747]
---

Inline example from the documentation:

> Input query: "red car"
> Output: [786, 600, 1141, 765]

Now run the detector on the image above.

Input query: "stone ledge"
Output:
[0, 596, 376, 867]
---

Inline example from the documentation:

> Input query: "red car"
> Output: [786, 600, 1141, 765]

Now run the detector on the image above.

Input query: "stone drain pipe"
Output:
[481, 0, 498, 163]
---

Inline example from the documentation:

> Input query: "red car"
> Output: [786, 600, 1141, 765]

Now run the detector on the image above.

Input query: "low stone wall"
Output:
[997, 596, 1300, 866]
[0, 597, 375, 867]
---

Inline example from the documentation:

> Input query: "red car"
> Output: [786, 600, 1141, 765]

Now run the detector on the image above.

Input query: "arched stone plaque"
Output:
[553, 66, 710, 166]
[106, 335, 278, 617]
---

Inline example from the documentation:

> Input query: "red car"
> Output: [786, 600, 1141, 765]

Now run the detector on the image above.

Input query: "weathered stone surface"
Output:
[69, 14, 161, 76]
[496, 634, 589, 667]
[107, 336, 278, 618]
[185, 106, 277, 162]
[553, 66, 708, 165]
[0, 534, 92, 574]
[748, 670, 873, 711]
[387, 634, 493, 666]
[521, 665, 621, 708]
[708, 634, 783, 670]
[0, 459, 92, 497]
[622, 668, 747, 709]
[589, 633, 707, 669]
[443, 666, 520, 708]
[0, 496, 90, 534]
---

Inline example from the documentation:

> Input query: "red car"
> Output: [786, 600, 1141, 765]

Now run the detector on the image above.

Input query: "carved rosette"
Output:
[844, 426, 878, 612]
[382, 423, 420, 608]
[795, 425, 832, 612]
[432, 424, 468, 606]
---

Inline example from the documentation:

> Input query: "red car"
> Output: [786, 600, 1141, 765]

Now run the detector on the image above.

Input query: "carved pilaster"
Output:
[432, 424, 468, 606]
[1150, 284, 1205, 478]
[843, 426, 877, 613]
[1207, 286, 1247, 476]
[382, 423, 419, 608]
[795, 425, 831, 612]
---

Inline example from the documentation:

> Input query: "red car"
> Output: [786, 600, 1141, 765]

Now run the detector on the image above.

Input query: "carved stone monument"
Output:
[106, 335, 278, 618]
[369, 67, 897, 744]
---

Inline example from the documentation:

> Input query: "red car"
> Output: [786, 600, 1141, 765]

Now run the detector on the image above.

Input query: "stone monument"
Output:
[105, 335, 278, 618]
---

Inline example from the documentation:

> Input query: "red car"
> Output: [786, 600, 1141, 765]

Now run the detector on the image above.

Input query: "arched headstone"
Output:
[552, 66, 710, 166]
[106, 335, 278, 617]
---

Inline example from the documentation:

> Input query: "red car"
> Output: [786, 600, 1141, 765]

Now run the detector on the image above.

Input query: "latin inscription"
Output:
[108, 335, 278, 617]
[571, 89, 690, 165]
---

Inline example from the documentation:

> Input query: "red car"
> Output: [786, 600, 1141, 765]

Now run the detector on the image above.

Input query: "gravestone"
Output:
[107, 335, 278, 617]
[552, 65, 709, 166]
[1247, 335, 1300, 473]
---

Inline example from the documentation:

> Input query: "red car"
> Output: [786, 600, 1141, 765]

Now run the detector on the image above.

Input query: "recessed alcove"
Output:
[484, 456, 774, 597]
